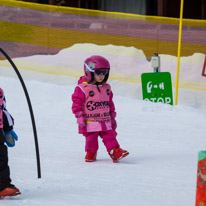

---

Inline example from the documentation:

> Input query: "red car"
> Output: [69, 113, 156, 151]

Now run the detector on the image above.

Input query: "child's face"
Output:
[94, 73, 105, 83]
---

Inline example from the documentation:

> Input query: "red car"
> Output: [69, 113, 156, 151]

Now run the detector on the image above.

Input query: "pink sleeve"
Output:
[71, 86, 85, 117]
[109, 90, 116, 118]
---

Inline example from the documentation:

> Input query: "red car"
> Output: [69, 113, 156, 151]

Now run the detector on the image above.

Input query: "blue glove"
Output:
[4, 130, 18, 147]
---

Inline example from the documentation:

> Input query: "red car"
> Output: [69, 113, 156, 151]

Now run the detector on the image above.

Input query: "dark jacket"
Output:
[0, 92, 13, 191]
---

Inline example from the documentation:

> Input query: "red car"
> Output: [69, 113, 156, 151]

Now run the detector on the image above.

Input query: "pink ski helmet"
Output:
[84, 55, 110, 82]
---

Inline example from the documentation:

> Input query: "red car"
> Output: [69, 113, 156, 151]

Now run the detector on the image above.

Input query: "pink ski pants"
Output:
[83, 130, 119, 153]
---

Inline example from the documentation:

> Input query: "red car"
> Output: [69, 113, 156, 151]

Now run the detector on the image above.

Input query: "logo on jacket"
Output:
[86, 101, 109, 111]
[89, 90, 95, 97]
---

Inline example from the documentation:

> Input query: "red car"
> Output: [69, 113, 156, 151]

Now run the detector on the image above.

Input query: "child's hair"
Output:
[84, 55, 110, 84]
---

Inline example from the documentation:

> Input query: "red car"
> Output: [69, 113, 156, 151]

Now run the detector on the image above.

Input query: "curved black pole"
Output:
[0, 48, 41, 179]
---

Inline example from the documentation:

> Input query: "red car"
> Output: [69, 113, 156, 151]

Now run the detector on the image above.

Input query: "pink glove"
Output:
[77, 116, 86, 128]
[76, 112, 86, 128]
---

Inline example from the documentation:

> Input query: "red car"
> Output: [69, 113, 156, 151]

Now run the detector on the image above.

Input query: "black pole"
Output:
[0, 48, 41, 179]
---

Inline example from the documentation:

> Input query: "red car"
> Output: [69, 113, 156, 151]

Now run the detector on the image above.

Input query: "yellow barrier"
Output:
[0, 1, 206, 57]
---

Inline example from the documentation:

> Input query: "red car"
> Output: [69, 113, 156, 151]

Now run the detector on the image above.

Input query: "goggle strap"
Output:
[84, 62, 95, 72]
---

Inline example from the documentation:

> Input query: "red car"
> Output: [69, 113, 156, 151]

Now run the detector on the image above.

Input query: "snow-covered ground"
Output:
[0, 70, 205, 205]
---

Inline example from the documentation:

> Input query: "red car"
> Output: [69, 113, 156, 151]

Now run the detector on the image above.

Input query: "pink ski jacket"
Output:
[72, 77, 116, 134]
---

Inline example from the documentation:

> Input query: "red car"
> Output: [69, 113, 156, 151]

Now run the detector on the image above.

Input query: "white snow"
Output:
[0, 47, 206, 205]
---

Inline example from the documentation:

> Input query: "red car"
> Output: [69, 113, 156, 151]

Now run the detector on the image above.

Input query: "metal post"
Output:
[175, 0, 184, 105]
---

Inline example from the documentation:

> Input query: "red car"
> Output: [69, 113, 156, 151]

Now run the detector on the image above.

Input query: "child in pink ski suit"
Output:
[72, 55, 129, 162]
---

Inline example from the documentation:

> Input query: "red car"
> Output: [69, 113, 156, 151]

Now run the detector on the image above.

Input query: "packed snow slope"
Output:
[0, 73, 205, 206]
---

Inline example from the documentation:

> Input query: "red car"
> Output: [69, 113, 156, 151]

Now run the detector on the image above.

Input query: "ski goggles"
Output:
[94, 68, 109, 75]
[85, 63, 109, 76]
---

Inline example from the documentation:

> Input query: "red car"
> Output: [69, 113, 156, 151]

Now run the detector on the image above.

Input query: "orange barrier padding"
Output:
[196, 151, 206, 206]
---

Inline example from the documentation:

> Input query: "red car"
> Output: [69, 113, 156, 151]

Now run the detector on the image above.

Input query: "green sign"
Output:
[141, 72, 173, 105]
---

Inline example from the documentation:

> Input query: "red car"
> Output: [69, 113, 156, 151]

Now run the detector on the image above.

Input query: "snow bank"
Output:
[0, 43, 205, 110]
